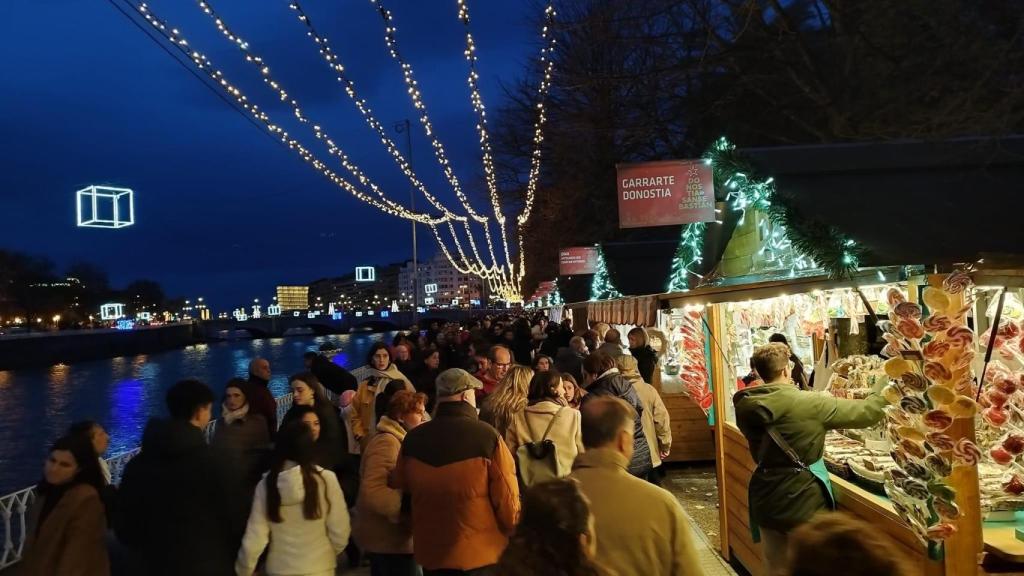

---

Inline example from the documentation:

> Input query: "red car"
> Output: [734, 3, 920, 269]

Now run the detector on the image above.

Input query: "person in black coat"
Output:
[627, 327, 659, 385]
[280, 372, 343, 471]
[303, 352, 358, 395]
[115, 380, 237, 576]
[580, 352, 652, 478]
[555, 336, 588, 384]
[414, 349, 442, 412]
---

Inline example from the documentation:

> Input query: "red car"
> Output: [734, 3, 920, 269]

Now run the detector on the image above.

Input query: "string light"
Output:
[666, 223, 706, 292]
[590, 246, 623, 301]
[132, 1, 447, 225]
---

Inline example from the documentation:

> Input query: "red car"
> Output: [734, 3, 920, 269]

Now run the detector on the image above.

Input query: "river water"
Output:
[0, 332, 393, 495]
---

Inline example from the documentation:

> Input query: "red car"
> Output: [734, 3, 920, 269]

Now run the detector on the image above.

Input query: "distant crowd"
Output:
[18, 313, 911, 576]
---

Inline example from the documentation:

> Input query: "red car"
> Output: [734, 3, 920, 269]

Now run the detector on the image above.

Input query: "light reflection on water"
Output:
[0, 332, 392, 494]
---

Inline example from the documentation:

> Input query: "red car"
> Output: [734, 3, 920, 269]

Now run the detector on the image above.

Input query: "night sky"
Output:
[0, 0, 540, 311]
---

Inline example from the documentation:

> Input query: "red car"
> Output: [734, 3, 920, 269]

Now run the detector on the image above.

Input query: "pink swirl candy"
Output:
[894, 301, 923, 320]
[943, 272, 972, 295]
[922, 314, 952, 333]
[887, 288, 907, 307]
[898, 319, 925, 340]
[924, 361, 952, 382]
[923, 340, 951, 360]
[923, 409, 953, 431]
[927, 432, 956, 451]
[954, 438, 982, 467]
[946, 326, 975, 348]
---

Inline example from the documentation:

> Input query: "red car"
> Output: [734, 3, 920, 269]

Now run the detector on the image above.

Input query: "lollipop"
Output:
[891, 449, 910, 469]
[943, 271, 972, 295]
[927, 385, 956, 406]
[923, 286, 951, 311]
[924, 362, 953, 382]
[901, 478, 931, 500]
[887, 288, 907, 307]
[923, 340, 951, 360]
[901, 372, 929, 393]
[953, 438, 982, 467]
[926, 432, 956, 451]
[934, 498, 961, 521]
[922, 314, 953, 333]
[887, 409, 912, 427]
[990, 446, 1014, 466]
[925, 453, 952, 477]
[950, 396, 978, 419]
[995, 377, 1018, 395]
[926, 523, 958, 541]
[1004, 474, 1024, 496]
[882, 343, 901, 358]
[900, 396, 928, 415]
[946, 326, 975, 348]
[882, 384, 904, 405]
[900, 438, 927, 459]
[894, 301, 923, 320]
[897, 319, 925, 340]
[1003, 434, 1024, 455]
[887, 468, 909, 483]
[987, 388, 1010, 409]
[923, 409, 953, 431]
[904, 461, 933, 480]
[885, 358, 913, 379]
[928, 479, 957, 501]
[999, 320, 1021, 339]
[983, 406, 1009, 427]
[897, 426, 926, 443]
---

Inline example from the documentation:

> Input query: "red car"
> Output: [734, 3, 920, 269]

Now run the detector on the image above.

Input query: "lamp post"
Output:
[395, 119, 418, 325]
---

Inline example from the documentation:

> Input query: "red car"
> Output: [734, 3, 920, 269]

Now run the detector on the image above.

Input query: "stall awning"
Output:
[587, 295, 659, 327]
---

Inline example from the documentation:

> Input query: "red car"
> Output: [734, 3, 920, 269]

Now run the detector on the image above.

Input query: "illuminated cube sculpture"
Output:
[100, 303, 126, 320]
[77, 186, 134, 228]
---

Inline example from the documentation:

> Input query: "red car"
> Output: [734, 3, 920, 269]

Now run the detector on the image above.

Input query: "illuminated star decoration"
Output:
[118, 0, 557, 302]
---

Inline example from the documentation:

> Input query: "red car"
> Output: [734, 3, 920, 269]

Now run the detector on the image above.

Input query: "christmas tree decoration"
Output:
[590, 246, 623, 301]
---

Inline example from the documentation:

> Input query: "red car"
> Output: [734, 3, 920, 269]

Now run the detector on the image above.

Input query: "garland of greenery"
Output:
[666, 137, 863, 292]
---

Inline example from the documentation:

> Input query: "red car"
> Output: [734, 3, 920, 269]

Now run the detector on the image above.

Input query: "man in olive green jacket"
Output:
[734, 343, 887, 574]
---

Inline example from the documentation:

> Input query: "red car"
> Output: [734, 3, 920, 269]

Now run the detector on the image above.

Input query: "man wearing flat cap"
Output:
[389, 368, 520, 575]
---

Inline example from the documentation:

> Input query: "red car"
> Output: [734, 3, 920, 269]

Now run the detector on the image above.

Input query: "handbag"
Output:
[515, 406, 566, 487]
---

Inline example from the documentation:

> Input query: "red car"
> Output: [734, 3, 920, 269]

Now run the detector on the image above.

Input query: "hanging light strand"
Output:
[131, 1, 447, 225]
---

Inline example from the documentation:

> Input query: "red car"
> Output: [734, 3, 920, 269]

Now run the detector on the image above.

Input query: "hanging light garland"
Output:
[666, 222, 706, 292]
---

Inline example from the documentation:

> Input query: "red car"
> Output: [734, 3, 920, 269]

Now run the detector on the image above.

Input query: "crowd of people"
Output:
[16, 314, 911, 576]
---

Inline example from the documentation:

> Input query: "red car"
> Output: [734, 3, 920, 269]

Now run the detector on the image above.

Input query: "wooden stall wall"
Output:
[662, 394, 716, 462]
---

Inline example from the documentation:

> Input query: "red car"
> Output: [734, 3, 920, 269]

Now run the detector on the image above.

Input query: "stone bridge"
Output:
[197, 308, 507, 338]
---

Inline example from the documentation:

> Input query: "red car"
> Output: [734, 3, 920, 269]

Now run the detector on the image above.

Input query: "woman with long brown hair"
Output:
[496, 479, 612, 576]
[235, 421, 350, 576]
[479, 365, 534, 438]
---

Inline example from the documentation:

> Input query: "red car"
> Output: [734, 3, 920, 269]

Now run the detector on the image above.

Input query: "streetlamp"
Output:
[395, 118, 418, 325]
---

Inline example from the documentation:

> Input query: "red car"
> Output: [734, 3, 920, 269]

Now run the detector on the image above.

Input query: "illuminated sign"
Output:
[424, 283, 438, 294]
[451, 299, 459, 306]
[136, 312, 152, 321]
[380, 310, 390, 318]
[424, 297, 435, 305]
[116, 319, 135, 330]
[232, 309, 249, 321]
[251, 305, 262, 319]
[367, 310, 375, 316]
[100, 303, 125, 320]
[355, 311, 364, 317]
[470, 299, 481, 306]
[355, 267, 376, 282]
[416, 307, 425, 313]
[391, 300, 399, 312]
[331, 312, 343, 320]
[307, 312, 318, 319]
[76, 185, 135, 229]
[328, 303, 336, 315]
[292, 311, 301, 317]
[267, 304, 282, 316]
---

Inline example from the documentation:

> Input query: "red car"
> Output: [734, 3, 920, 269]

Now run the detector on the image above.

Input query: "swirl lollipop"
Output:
[923, 340, 951, 360]
[897, 425, 926, 443]
[926, 432, 956, 451]
[900, 396, 928, 415]
[934, 498, 961, 521]
[900, 437, 927, 459]
[882, 383, 904, 405]
[897, 319, 925, 340]
[927, 385, 956, 406]
[927, 479, 957, 501]
[923, 286, 951, 311]
[922, 314, 953, 333]
[894, 301, 923, 320]
[887, 288, 907, 307]
[924, 362, 953, 382]
[925, 453, 952, 477]
[900, 372, 928, 393]
[923, 409, 953, 431]
[943, 271, 972, 295]
[900, 478, 931, 500]
[946, 326, 975, 348]
[953, 438, 982, 467]
[904, 460, 933, 481]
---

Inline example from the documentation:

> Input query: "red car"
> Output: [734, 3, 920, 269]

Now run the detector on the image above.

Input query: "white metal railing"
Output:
[0, 392, 296, 570]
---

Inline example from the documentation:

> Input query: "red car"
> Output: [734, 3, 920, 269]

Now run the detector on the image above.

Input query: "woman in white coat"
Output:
[236, 421, 351, 576]
[506, 370, 584, 484]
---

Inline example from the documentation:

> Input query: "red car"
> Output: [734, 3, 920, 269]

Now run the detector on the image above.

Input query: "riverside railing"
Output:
[0, 393, 296, 570]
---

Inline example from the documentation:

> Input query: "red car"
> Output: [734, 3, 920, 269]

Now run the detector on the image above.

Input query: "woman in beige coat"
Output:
[354, 390, 428, 575]
[506, 370, 584, 483]
[350, 343, 415, 450]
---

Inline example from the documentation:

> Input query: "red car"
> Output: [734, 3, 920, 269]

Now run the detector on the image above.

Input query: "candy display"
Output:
[880, 275, 977, 545]
[662, 310, 712, 411]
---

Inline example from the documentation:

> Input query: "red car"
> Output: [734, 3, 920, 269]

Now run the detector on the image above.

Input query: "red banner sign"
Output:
[616, 160, 715, 228]
[559, 246, 599, 275]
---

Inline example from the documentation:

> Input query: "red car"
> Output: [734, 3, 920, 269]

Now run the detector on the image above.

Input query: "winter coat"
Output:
[281, 401, 343, 471]
[390, 401, 520, 571]
[628, 345, 659, 385]
[554, 347, 585, 383]
[581, 370, 652, 477]
[627, 376, 672, 468]
[211, 409, 271, 548]
[506, 400, 584, 479]
[350, 364, 415, 449]
[20, 484, 109, 576]
[247, 376, 278, 439]
[115, 419, 236, 576]
[570, 448, 701, 576]
[354, 416, 413, 554]
[309, 354, 358, 395]
[597, 342, 626, 359]
[235, 464, 351, 576]
[734, 382, 886, 531]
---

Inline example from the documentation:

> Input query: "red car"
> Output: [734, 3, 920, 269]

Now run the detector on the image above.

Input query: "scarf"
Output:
[222, 402, 250, 425]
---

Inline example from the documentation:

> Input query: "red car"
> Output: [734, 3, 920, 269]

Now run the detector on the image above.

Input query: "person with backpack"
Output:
[506, 370, 584, 487]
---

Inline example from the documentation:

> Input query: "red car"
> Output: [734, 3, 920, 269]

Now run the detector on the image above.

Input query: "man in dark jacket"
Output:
[391, 368, 520, 574]
[555, 336, 588, 383]
[247, 357, 277, 438]
[580, 351, 652, 478]
[303, 352, 358, 394]
[115, 379, 237, 576]
[734, 343, 887, 574]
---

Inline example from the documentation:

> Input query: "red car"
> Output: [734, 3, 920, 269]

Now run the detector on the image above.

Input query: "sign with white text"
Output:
[616, 160, 715, 228]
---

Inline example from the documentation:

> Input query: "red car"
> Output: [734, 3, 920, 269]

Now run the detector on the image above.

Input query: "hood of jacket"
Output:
[274, 463, 322, 507]
[589, 371, 633, 397]
[525, 399, 566, 415]
[374, 415, 408, 441]
[369, 364, 411, 386]
[140, 418, 206, 459]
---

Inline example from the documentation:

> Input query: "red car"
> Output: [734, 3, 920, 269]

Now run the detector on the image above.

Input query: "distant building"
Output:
[276, 285, 309, 311]
[308, 263, 404, 312]
[399, 252, 486, 307]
